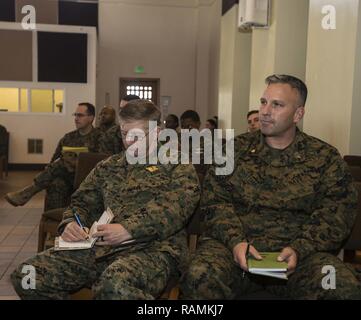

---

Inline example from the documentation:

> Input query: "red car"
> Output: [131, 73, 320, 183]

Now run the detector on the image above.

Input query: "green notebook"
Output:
[248, 252, 288, 280]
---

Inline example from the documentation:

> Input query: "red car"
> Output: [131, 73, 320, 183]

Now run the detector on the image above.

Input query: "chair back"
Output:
[344, 182, 361, 250]
[73, 152, 109, 189]
[344, 155, 361, 167]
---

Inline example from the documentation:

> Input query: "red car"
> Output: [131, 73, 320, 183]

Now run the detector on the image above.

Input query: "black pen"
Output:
[243, 240, 251, 278]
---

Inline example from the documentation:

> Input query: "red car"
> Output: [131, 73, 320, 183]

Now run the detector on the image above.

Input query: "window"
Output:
[0, 88, 64, 113]
[120, 78, 159, 105]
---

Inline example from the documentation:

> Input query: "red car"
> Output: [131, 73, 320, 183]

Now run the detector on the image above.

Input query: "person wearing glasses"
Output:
[180, 75, 361, 300]
[11, 99, 200, 300]
[5, 102, 106, 210]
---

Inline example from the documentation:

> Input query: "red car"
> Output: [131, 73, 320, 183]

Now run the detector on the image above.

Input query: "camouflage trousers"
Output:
[34, 159, 75, 210]
[180, 238, 361, 300]
[11, 246, 177, 300]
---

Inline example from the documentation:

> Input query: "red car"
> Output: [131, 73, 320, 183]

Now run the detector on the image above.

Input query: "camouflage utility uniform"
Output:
[101, 124, 123, 155]
[180, 129, 361, 299]
[98, 121, 116, 133]
[38, 127, 106, 210]
[12, 152, 200, 299]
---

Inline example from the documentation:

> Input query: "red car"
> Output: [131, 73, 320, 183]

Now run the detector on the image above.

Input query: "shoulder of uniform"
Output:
[63, 129, 78, 139]
[301, 131, 340, 157]
[233, 131, 260, 153]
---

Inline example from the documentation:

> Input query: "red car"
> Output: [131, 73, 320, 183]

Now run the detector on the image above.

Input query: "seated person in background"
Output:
[247, 109, 260, 133]
[5, 103, 105, 210]
[180, 110, 201, 130]
[205, 118, 217, 132]
[97, 106, 116, 133]
[165, 114, 179, 131]
[180, 74, 361, 300]
[11, 99, 200, 300]
[179, 110, 208, 182]
[102, 94, 140, 155]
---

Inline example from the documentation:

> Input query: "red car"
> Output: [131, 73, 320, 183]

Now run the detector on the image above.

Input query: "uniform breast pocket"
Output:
[280, 184, 317, 212]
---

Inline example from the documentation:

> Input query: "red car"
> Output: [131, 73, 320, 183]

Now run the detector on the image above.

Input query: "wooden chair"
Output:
[343, 182, 361, 262]
[0, 130, 9, 178]
[37, 152, 109, 252]
[344, 155, 361, 168]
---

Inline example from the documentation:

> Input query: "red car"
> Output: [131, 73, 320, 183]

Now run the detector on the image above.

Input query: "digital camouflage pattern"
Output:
[98, 121, 117, 133]
[101, 124, 124, 155]
[12, 150, 200, 299]
[50, 127, 106, 162]
[35, 127, 107, 210]
[181, 238, 361, 299]
[180, 129, 361, 299]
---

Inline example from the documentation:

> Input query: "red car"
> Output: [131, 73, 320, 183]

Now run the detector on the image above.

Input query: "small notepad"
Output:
[248, 252, 288, 280]
[54, 207, 114, 251]
[62, 146, 89, 154]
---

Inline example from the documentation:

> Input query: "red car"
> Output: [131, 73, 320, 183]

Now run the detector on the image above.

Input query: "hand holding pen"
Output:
[232, 240, 262, 278]
[73, 209, 90, 240]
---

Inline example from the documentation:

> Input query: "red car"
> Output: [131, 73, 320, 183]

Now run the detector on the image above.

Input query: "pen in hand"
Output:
[243, 240, 251, 278]
[73, 209, 89, 240]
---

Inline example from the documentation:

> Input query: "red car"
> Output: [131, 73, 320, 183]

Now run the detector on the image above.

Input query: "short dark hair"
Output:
[180, 110, 200, 123]
[78, 102, 95, 116]
[166, 114, 179, 126]
[207, 119, 217, 129]
[122, 94, 140, 102]
[265, 74, 308, 106]
[247, 110, 259, 119]
[119, 99, 161, 125]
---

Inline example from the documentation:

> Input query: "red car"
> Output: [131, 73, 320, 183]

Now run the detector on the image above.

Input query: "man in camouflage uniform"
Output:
[97, 106, 117, 133]
[180, 75, 361, 299]
[5, 103, 106, 210]
[101, 95, 140, 155]
[11, 99, 200, 299]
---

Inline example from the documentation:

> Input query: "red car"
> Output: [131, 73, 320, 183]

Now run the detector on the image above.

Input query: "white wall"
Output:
[249, 0, 309, 107]
[0, 22, 96, 164]
[217, 6, 252, 135]
[96, 0, 221, 127]
[304, 0, 361, 155]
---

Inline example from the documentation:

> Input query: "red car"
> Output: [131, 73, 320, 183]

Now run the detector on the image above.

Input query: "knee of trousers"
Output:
[180, 262, 220, 299]
[10, 263, 32, 298]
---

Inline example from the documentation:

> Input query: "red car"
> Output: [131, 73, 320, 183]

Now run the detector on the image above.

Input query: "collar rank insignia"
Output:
[146, 166, 159, 173]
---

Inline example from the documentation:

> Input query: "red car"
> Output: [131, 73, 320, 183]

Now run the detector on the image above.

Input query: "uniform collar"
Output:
[247, 128, 307, 166]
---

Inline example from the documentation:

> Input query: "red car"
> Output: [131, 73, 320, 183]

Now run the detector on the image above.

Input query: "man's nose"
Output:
[261, 103, 271, 115]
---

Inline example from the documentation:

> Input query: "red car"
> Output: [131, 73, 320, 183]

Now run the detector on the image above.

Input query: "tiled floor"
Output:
[0, 171, 45, 300]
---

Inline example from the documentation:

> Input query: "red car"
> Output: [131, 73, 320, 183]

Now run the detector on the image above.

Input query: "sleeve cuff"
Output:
[290, 239, 315, 261]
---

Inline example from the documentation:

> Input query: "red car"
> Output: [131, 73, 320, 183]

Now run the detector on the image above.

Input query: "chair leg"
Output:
[344, 249, 356, 263]
[5, 158, 8, 177]
[37, 219, 46, 252]
[188, 235, 198, 253]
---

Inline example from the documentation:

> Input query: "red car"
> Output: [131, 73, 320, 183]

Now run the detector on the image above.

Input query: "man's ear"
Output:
[294, 106, 305, 123]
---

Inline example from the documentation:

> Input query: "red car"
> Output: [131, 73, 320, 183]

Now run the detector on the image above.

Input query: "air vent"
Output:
[28, 139, 43, 154]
